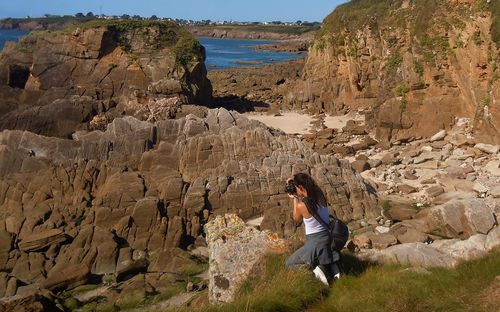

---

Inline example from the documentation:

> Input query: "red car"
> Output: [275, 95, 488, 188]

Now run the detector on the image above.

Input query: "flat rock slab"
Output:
[18, 229, 67, 252]
[366, 226, 500, 268]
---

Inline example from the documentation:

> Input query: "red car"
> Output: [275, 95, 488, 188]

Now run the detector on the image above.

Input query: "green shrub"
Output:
[481, 97, 491, 107]
[395, 83, 410, 97]
[413, 61, 424, 76]
[384, 52, 403, 74]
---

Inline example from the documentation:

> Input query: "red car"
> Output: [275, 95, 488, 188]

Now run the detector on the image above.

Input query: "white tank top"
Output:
[304, 204, 330, 235]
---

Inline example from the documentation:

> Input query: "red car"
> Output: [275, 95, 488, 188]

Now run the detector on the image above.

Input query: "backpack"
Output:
[303, 197, 350, 252]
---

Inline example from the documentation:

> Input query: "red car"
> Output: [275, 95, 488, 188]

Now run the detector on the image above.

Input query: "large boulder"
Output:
[205, 214, 287, 303]
[427, 199, 496, 239]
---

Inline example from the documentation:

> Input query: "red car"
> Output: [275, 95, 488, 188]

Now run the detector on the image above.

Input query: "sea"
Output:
[0, 29, 29, 50]
[0, 30, 303, 70]
[198, 37, 303, 70]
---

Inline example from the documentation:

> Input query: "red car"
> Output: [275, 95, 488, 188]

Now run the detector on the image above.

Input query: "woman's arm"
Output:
[292, 197, 306, 223]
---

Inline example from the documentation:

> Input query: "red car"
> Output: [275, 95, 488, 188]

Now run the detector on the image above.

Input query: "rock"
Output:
[403, 171, 418, 180]
[490, 186, 500, 198]
[368, 158, 382, 168]
[18, 229, 68, 252]
[351, 159, 371, 173]
[427, 199, 496, 238]
[474, 143, 499, 154]
[425, 185, 444, 197]
[352, 233, 373, 249]
[41, 263, 90, 292]
[116, 258, 149, 282]
[205, 214, 287, 303]
[369, 242, 457, 268]
[397, 184, 417, 194]
[473, 183, 489, 194]
[186, 282, 197, 292]
[390, 224, 429, 244]
[430, 130, 446, 142]
[375, 226, 390, 234]
[484, 160, 500, 177]
[0, 291, 63, 312]
[370, 233, 398, 249]
[0, 23, 212, 138]
[0, 109, 378, 296]
[485, 226, 500, 251]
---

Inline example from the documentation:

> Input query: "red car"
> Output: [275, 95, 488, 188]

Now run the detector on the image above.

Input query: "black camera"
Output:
[284, 181, 297, 195]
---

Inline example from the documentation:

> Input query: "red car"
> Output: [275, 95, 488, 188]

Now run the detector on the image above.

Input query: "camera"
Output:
[284, 181, 297, 195]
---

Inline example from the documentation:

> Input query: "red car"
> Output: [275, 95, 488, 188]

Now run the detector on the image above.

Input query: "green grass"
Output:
[171, 253, 329, 312]
[170, 250, 500, 312]
[312, 250, 500, 312]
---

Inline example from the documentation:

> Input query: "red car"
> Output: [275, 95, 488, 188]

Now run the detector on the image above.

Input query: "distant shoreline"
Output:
[0, 17, 317, 41]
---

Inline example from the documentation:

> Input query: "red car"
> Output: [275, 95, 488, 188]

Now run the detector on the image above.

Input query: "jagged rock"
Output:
[205, 214, 287, 303]
[430, 130, 447, 142]
[0, 109, 377, 295]
[474, 143, 499, 155]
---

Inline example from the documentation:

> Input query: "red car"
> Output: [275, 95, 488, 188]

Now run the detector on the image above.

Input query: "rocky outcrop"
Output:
[365, 226, 500, 268]
[0, 20, 212, 138]
[205, 214, 287, 303]
[0, 108, 377, 298]
[286, 0, 500, 146]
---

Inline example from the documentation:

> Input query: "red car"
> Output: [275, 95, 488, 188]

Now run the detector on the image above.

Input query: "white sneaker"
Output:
[332, 262, 341, 280]
[313, 266, 329, 286]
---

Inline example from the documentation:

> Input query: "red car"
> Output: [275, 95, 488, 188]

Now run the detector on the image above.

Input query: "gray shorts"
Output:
[285, 230, 338, 269]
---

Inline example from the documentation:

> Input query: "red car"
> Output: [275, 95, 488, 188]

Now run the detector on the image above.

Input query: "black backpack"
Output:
[303, 197, 349, 252]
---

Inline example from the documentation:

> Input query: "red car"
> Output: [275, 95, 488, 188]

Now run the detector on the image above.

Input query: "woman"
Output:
[284, 172, 339, 285]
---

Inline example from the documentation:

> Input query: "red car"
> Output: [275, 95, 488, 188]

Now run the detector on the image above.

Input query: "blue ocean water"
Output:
[198, 37, 303, 70]
[0, 30, 303, 70]
[0, 29, 30, 50]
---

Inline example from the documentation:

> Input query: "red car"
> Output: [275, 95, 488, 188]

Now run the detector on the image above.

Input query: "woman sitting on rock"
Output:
[284, 172, 340, 285]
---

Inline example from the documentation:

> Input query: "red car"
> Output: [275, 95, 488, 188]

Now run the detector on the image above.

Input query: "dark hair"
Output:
[293, 173, 327, 215]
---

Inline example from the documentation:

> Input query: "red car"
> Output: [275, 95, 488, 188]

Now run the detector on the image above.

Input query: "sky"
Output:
[0, 0, 346, 22]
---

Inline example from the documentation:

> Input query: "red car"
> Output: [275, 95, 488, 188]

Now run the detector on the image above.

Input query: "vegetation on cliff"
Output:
[77, 20, 204, 67]
[316, 0, 499, 47]
[178, 251, 499, 312]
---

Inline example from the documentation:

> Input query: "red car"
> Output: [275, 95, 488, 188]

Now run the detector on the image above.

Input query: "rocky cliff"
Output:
[286, 0, 500, 146]
[0, 108, 376, 298]
[0, 20, 212, 138]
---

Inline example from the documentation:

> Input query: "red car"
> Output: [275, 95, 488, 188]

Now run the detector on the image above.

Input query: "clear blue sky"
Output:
[1, 0, 346, 22]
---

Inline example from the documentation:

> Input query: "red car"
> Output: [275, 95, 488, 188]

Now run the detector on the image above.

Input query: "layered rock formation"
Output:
[0, 20, 212, 138]
[286, 0, 500, 146]
[0, 108, 377, 298]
